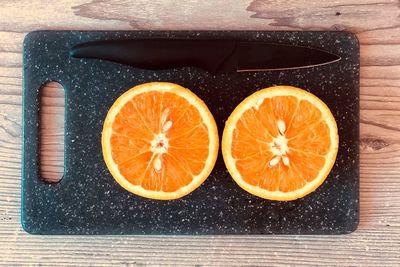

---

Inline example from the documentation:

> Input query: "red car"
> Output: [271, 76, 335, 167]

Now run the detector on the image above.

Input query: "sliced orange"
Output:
[222, 86, 338, 201]
[102, 82, 219, 200]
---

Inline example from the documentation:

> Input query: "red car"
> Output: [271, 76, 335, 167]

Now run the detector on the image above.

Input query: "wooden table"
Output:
[1, 0, 399, 265]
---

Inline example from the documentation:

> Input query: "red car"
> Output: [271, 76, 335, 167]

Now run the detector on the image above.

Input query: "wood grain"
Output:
[0, 0, 400, 265]
[39, 82, 64, 183]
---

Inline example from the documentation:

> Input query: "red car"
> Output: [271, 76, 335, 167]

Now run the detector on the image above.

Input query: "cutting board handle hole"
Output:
[39, 81, 65, 184]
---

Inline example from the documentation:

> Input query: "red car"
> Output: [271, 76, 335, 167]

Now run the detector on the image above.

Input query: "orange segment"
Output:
[118, 151, 153, 185]
[162, 154, 193, 192]
[222, 86, 338, 201]
[131, 91, 164, 133]
[255, 98, 279, 136]
[286, 99, 322, 138]
[168, 146, 209, 175]
[110, 135, 150, 164]
[259, 163, 281, 191]
[166, 102, 202, 138]
[102, 82, 219, 200]
[288, 120, 331, 155]
[112, 101, 154, 140]
[271, 95, 299, 130]
[235, 150, 272, 186]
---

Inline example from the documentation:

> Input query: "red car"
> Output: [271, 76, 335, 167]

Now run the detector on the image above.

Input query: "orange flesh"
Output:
[110, 91, 210, 192]
[232, 96, 331, 193]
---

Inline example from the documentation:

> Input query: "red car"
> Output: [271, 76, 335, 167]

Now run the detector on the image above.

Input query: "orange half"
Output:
[222, 86, 338, 201]
[102, 82, 219, 200]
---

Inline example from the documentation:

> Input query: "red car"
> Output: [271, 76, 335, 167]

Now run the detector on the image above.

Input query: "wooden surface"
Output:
[1, 0, 400, 265]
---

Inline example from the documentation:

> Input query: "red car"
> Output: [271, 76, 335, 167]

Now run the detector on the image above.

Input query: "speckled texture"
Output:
[22, 31, 359, 235]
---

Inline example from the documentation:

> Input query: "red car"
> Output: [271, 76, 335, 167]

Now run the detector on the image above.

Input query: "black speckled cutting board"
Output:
[22, 31, 359, 235]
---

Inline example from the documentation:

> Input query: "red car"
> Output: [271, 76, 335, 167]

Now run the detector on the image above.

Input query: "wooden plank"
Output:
[0, 0, 400, 265]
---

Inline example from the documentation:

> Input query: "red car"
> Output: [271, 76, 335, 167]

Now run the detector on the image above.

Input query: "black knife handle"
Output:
[70, 39, 238, 74]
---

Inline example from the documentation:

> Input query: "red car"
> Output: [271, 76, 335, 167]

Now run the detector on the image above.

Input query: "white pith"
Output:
[269, 120, 291, 167]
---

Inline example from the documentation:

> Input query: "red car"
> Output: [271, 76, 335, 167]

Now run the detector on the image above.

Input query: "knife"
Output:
[70, 39, 340, 74]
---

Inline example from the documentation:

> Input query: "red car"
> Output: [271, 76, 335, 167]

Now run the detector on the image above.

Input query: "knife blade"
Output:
[70, 39, 340, 74]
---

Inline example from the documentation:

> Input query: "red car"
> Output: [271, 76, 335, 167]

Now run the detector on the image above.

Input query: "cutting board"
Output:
[22, 31, 360, 235]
